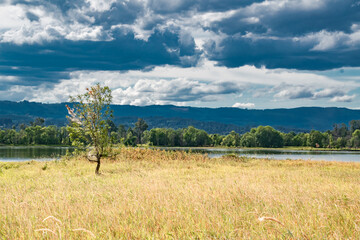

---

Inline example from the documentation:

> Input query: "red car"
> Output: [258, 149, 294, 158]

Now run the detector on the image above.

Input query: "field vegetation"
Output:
[1, 148, 360, 239]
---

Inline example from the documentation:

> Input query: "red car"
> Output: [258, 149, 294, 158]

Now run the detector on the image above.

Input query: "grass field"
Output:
[1, 148, 360, 239]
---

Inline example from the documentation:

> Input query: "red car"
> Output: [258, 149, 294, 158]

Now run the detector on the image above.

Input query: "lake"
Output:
[0, 146, 72, 162]
[1, 146, 360, 163]
[155, 147, 360, 163]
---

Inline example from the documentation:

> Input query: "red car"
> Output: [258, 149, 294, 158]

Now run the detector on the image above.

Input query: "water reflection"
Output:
[154, 147, 360, 162]
[0, 146, 73, 162]
[1, 146, 360, 163]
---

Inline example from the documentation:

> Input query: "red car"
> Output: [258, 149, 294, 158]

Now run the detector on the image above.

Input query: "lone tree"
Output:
[66, 84, 113, 174]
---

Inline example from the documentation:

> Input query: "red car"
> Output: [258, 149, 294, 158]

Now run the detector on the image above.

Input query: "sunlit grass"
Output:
[0, 148, 360, 239]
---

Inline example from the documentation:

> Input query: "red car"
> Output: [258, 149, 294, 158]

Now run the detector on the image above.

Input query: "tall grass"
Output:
[0, 148, 360, 239]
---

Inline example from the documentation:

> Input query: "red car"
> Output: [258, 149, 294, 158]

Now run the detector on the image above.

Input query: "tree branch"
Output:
[86, 155, 98, 162]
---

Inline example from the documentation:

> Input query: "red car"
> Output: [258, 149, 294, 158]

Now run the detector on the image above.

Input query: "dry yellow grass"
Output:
[1, 148, 360, 239]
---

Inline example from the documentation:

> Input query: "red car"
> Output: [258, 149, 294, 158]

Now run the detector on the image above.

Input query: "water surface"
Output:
[155, 147, 360, 163]
[1, 146, 360, 163]
[0, 146, 72, 162]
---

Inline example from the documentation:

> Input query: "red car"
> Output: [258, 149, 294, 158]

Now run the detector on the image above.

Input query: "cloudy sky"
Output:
[0, 0, 360, 109]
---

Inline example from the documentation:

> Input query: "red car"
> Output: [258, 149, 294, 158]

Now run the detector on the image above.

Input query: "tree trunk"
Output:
[95, 155, 101, 175]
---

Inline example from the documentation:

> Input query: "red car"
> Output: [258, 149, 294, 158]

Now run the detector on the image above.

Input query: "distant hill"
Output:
[1, 100, 360, 134]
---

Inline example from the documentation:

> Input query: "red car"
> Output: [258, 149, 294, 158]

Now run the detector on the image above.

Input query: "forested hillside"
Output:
[1, 101, 360, 134]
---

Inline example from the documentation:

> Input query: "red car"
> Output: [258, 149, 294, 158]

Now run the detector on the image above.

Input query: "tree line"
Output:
[0, 118, 71, 145]
[1, 118, 360, 149]
[139, 122, 360, 148]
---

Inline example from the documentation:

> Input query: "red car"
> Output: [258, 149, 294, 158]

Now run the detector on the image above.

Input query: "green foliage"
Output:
[67, 125, 88, 151]
[30, 117, 45, 127]
[350, 129, 360, 148]
[240, 132, 256, 147]
[282, 131, 296, 146]
[332, 123, 349, 138]
[182, 126, 212, 147]
[0, 125, 69, 145]
[124, 130, 137, 146]
[183, 126, 197, 146]
[221, 131, 240, 147]
[195, 129, 212, 146]
[350, 120, 360, 133]
[307, 130, 327, 148]
[254, 126, 283, 148]
[42, 163, 48, 171]
[292, 133, 308, 147]
[106, 119, 118, 133]
[335, 137, 347, 148]
[210, 134, 224, 146]
[134, 118, 148, 144]
[1, 110, 360, 150]
[148, 128, 169, 146]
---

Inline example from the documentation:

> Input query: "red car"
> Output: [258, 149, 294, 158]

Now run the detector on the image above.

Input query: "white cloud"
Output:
[330, 94, 356, 102]
[0, 75, 18, 82]
[0, 5, 26, 29]
[85, 0, 117, 11]
[65, 25, 108, 41]
[111, 78, 242, 105]
[0, 1, 113, 44]
[273, 84, 351, 101]
[1, 24, 63, 44]
[310, 31, 349, 51]
[3, 59, 359, 106]
[232, 102, 255, 108]
[15, 75, 241, 105]
[295, 28, 360, 52]
[274, 86, 313, 99]
[313, 88, 345, 98]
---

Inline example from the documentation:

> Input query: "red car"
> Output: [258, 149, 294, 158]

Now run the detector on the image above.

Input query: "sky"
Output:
[0, 0, 360, 109]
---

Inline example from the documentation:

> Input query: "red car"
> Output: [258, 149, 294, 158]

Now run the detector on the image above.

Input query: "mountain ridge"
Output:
[0, 100, 359, 134]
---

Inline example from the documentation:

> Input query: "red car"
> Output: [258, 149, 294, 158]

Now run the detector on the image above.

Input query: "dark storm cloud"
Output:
[204, 0, 360, 70]
[163, 81, 241, 102]
[148, 0, 263, 14]
[25, 11, 40, 22]
[212, 0, 360, 36]
[15, 0, 144, 27]
[287, 89, 314, 99]
[205, 36, 360, 70]
[0, 28, 200, 85]
[2, 0, 360, 75]
[92, 1, 145, 28]
[262, 1, 360, 36]
[12, 0, 87, 14]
